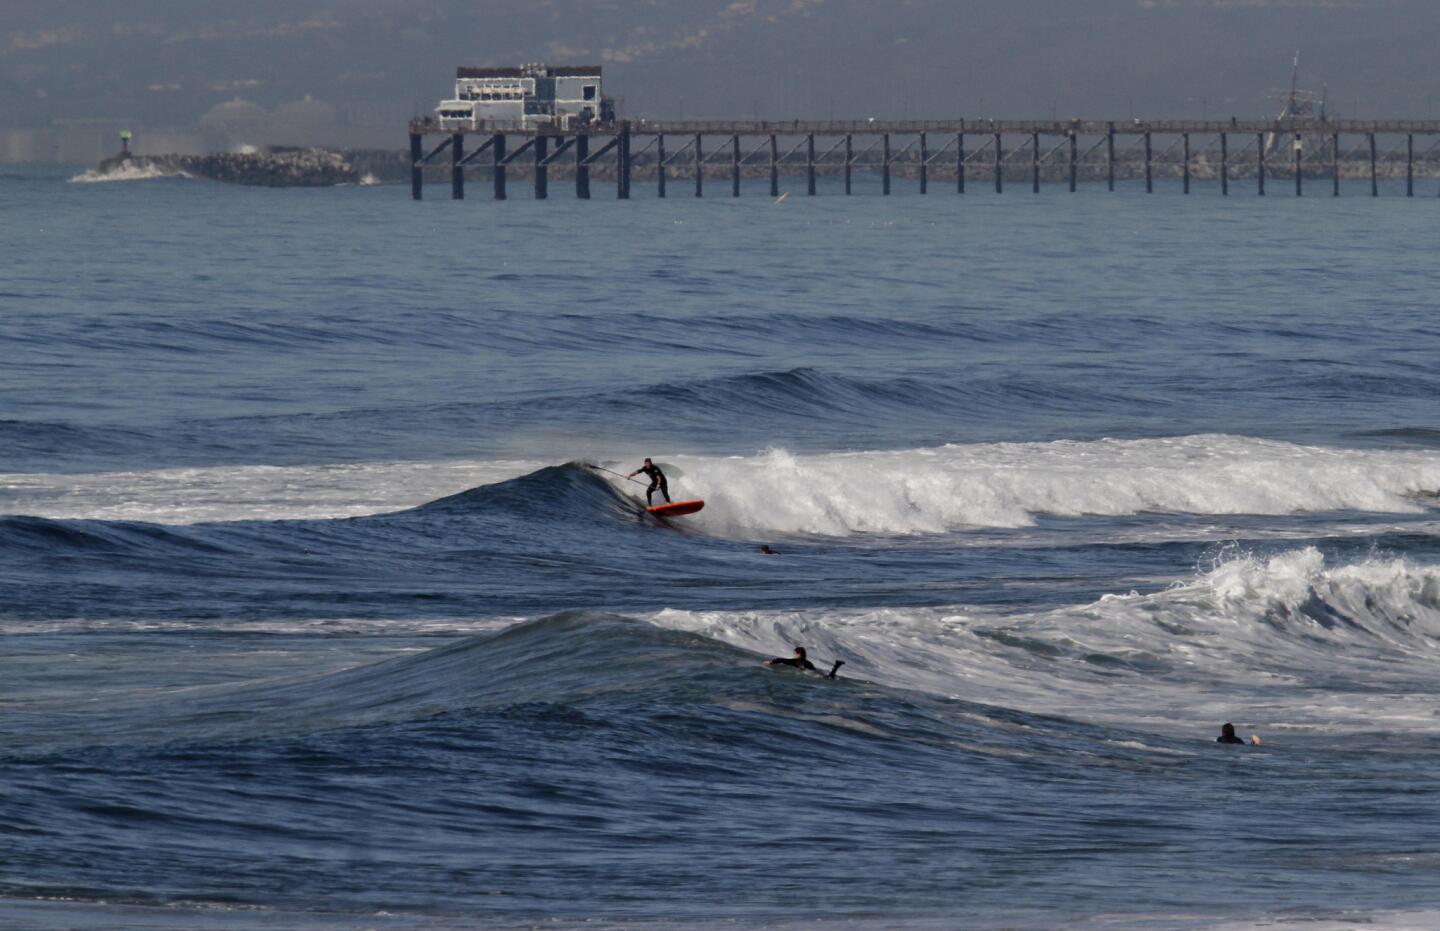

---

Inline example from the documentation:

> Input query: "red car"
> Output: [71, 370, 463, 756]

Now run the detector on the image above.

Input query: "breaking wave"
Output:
[652, 435, 1440, 536]
[653, 547, 1440, 733]
[69, 163, 188, 183]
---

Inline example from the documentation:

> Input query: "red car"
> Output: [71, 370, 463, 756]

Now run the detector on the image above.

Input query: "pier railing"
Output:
[406, 117, 1440, 200]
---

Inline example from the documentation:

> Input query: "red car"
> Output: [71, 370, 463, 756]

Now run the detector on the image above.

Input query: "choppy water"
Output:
[3, 166, 1440, 929]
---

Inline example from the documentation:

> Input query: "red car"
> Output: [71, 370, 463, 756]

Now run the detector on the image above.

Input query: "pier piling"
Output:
[410, 133, 423, 201]
[769, 134, 779, 197]
[657, 134, 667, 198]
[957, 133, 965, 194]
[1369, 133, 1378, 196]
[883, 133, 891, 196]
[1295, 134, 1301, 197]
[845, 134, 854, 194]
[920, 132, 928, 194]
[1221, 132, 1228, 195]
[1069, 132, 1078, 193]
[1407, 134, 1414, 196]
[694, 133, 703, 198]
[493, 134, 506, 200]
[1332, 133, 1340, 197]
[617, 123, 630, 199]
[534, 136, 547, 199]
[731, 134, 741, 197]
[1183, 133, 1190, 194]
[575, 134, 590, 199]
[807, 135, 817, 196]
[1032, 132, 1040, 193]
[1257, 133, 1265, 196]
[1144, 131, 1152, 193]
[1106, 126, 1115, 192]
[451, 134, 464, 199]
[995, 133, 1003, 194]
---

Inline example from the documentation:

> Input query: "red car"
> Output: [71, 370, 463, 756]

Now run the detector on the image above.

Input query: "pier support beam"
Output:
[695, 133, 703, 197]
[1332, 134, 1340, 197]
[920, 132, 928, 194]
[534, 135, 547, 200]
[807, 135, 816, 196]
[731, 133, 743, 197]
[410, 132, 423, 201]
[451, 134, 464, 199]
[1257, 133, 1265, 196]
[1220, 132, 1228, 195]
[1183, 133, 1190, 194]
[1369, 133, 1378, 197]
[617, 123, 631, 199]
[1294, 134, 1301, 197]
[846, 134, 854, 195]
[1069, 132, 1077, 193]
[493, 134, 507, 200]
[1106, 125, 1115, 192]
[957, 133, 965, 194]
[769, 134, 779, 197]
[575, 134, 590, 199]
[1407, 133, 1414, 197]
[657, 134, 666, 198]
[1144, 131, 1152, 193]
[731, 134, 741, 197]
[1032, 132, 1040, 193]
[994, 133, 1003, 194]
[883, 133, 891, 195]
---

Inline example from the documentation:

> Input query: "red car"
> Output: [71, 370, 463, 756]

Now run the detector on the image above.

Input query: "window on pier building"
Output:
[583, 85, 597, 101]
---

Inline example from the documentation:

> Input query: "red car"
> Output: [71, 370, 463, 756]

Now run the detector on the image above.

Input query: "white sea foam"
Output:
[646, 435, 1440, 536]
[69, 163, 187, 183]
[0, 458, 545, 524]
[652, 548, 1440, 735]
[7, 435, 1440, 532]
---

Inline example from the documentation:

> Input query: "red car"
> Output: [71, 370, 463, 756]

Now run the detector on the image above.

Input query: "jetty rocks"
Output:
[93, 146, 403, 187]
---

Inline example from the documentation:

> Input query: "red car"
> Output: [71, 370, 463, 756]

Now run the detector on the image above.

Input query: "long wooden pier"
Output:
[408, 117, 1440, 200]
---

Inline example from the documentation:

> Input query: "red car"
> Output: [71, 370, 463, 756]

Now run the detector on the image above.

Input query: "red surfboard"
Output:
[647, 499, 705, 518]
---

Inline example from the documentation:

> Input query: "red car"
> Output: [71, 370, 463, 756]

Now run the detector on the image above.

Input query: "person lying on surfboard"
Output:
[626, 458, 671, 506]
[766, 647, 844, 679]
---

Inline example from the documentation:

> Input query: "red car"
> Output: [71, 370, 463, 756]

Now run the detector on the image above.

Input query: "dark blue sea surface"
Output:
[3, 165, 1440, 928]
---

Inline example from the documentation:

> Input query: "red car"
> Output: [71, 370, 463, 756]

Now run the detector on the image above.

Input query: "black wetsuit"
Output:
[639, 463, 670, 505]
[1216, 734, 1246, 745]
[768, 656, 817, 672]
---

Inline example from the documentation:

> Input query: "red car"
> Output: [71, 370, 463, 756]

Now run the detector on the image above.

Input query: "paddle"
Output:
[586, 463, 650, 488]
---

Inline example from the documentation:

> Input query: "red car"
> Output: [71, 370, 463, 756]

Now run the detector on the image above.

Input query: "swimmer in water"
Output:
[1217, 723, 1260, 745]
[766, 646, 844, 679]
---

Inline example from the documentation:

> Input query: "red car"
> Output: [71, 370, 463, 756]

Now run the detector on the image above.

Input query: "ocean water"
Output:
[3, 165, 1440, 929]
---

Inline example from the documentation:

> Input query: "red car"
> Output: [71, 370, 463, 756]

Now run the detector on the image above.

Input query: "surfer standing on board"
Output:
[627, 458, 671, 506]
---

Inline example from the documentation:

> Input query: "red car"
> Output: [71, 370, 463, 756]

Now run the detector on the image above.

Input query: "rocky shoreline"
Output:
[91, 146, 411, 187]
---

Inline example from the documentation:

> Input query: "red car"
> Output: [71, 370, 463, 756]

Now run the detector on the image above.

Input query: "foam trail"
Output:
[652, 548, 1440, 734]
[640, 435, 1440, 536]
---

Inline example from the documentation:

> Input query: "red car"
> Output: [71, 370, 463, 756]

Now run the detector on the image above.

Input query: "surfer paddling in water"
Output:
[627, 458, 671, 506]
[766, 646, 844, 679]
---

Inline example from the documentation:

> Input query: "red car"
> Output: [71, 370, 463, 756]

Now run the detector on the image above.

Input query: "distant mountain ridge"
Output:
[4, 0, 1436, 161]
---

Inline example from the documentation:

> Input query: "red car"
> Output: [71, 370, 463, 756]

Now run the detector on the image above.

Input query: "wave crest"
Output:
[650, 436, 1440, 536]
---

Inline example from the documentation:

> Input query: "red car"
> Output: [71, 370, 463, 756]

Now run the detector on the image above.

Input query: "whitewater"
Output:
[4, 167, 1440, 929]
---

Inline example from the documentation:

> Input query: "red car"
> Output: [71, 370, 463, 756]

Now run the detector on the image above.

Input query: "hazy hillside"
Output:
[4, 0, 1437, 160]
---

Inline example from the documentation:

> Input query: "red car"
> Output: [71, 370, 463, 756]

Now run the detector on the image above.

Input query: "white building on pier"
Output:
[436, 64, 612, 130]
